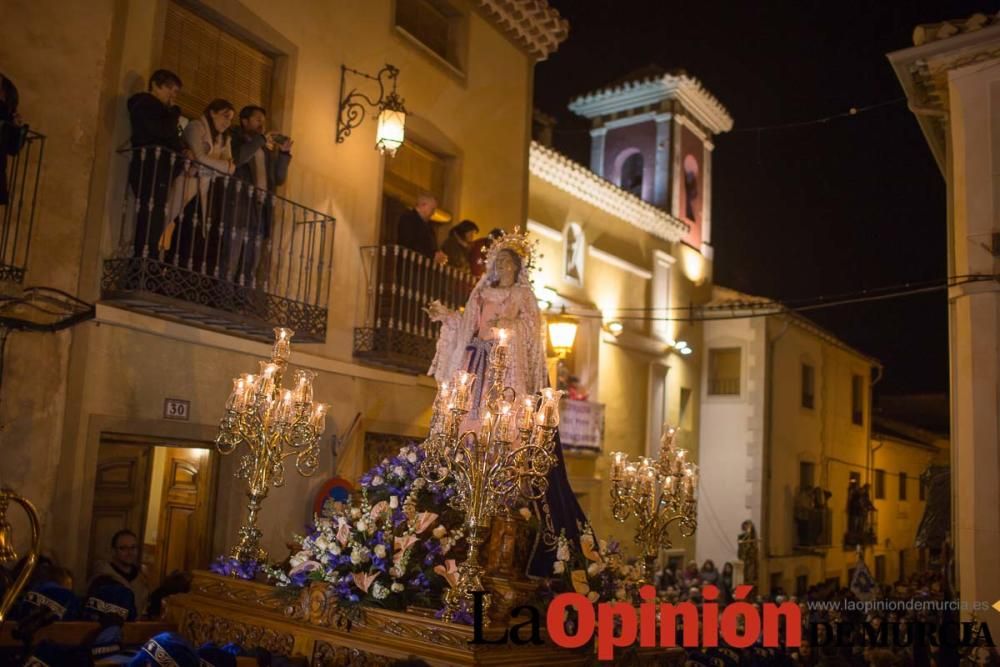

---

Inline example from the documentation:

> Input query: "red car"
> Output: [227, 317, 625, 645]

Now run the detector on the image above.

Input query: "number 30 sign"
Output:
[164, 398, 191, 421]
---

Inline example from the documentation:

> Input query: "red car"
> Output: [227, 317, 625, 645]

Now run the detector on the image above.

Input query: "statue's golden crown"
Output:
[483, 227, 539, 274]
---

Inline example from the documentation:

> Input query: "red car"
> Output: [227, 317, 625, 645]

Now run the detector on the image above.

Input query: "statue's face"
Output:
[494, 251, 518, 287]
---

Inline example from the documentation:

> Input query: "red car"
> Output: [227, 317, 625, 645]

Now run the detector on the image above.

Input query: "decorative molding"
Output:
[181, 610, 295, 656]
[474, 0, 569, 61]
[568, 73, 733, 135]
[529, 142, 689, 243]
[587, 245, 652, 280]
[526, 219, 562, 241]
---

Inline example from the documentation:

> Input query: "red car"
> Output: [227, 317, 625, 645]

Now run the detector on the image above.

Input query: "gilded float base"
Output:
[166, 571, 590, 666]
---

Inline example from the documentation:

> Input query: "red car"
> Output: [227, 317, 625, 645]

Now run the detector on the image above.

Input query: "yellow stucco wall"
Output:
[527, 173, 708, 559]
[1, 0, 535, 582]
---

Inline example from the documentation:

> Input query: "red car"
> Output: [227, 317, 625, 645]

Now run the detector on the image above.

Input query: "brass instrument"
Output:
[0, 488, 41, 622]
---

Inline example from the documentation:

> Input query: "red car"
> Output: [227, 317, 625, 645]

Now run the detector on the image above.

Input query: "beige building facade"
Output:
[889, 14, 1000, 611]
[0, 0, 566, 587]
[697, 288, 945, 595]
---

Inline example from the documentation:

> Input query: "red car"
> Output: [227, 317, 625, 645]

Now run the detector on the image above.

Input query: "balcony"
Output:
[1, 125, 45, 284]
[102, 146, 335, 342]
[353, 245, 476, 374]
[795, 507, 833, 549]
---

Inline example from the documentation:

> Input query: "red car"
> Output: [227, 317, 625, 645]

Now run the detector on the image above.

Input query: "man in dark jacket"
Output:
[226, 105, 292, 286]
[127, 69, 185, 259]
[396, 193, 445, 264]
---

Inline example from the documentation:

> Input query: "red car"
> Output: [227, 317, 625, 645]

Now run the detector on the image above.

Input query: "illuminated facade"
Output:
[889, 14, 1000, 611]
[0, 0, 565, 585]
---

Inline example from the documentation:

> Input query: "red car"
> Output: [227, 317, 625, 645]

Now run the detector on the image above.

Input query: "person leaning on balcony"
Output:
[159, 99, 236, 263]
[127, 69, 188, 258]
[226, 105, 293, 285]
[468, 227, 503, 278]
[396, 192, 447, 265]
[0, 74, 28, 208]
[441, 219, 478, 272]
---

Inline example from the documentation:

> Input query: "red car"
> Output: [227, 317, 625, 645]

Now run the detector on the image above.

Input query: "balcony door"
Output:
[647, 363, 669, 459]
[88, 437, 217, 593]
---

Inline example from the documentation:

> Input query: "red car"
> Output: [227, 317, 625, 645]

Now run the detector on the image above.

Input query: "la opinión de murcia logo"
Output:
[470, 584, 996, 661]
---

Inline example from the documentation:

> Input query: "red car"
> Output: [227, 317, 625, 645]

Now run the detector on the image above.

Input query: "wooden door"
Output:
[154, 448, 215, 583]
[88, 444, 153, 576]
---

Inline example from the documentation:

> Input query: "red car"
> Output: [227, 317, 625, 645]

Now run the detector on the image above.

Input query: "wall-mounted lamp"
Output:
[548, 307, 578, 359]
[673, 339, 693, 356]
[605, 320, 624, 337]
[336, 64, 408, 156]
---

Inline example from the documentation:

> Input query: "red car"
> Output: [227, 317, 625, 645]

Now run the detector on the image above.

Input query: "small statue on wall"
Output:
[737, 519, 759, 591]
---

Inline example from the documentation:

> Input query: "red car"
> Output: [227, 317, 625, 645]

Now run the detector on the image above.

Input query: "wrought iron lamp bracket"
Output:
[336, 64, 407, 144]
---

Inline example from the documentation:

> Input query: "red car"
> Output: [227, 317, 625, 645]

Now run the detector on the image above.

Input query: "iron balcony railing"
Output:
[354, 244, 476, 374]
[103, 146, 335, 342]
[1, 124, 45, 284]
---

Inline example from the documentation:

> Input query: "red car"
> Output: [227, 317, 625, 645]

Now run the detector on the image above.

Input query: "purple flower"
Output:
[209, 556, 259, 580]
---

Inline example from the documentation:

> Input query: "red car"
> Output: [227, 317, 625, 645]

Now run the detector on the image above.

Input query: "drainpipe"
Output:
[762, 316, 791, 574]
[868, 364, 884, 484]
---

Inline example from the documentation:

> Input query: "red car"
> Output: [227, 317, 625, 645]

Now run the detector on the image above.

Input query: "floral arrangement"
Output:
[260, 444, 469, 615]
[549, 526, 644, 604]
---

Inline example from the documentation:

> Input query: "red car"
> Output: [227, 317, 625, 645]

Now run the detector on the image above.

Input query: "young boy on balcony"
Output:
[126, 69, 187, 260]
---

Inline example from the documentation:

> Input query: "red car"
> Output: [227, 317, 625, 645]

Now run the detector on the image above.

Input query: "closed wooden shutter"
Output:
[396, 0, 454, 64]
[161, 2, 274, 118]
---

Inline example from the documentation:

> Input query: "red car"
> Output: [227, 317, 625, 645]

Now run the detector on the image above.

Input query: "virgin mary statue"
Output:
[427, 229, 590, 577]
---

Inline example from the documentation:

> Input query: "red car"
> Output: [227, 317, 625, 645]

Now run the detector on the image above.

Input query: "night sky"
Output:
[533, 0, 998, 398]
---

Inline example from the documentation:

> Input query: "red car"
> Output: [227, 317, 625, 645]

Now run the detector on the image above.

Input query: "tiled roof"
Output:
[475, 0, 569, 61]
[568, 69, 733, 134]
[913, 12, 1000, 46]
[528, 141, 689, 243]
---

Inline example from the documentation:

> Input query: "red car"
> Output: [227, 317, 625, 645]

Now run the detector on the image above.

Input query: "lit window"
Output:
[707, 348, 740, 396]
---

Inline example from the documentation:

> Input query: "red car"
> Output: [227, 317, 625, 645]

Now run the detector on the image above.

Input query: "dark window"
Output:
[852, 374, 864, 425]
[796, 575, 809, 597]
[875, 555, 886, 583]
[801, 364, 815, 409]
[899, 472, 907, 501]
[395, 0, 463, 69]
[800, 461, 815, 490]
[620, 152, 644, 197]
[679, 387, 693, 430]
[874, 469, 885, 499]
[707, 348, 741, 396]
[769, 572, 783, 596]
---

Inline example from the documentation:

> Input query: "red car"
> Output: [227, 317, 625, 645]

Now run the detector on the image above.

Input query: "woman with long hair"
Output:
[160, 99, 235, 269]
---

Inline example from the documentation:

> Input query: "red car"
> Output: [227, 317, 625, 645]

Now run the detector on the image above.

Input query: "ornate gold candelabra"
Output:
[610, 426, 698, 584]
[0, 488, 41, 622]
[421, 329, 562, 623]
[216, 327, 330, 564]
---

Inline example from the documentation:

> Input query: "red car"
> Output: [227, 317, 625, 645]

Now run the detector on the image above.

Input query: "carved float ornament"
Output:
[182, 610, 294, 656]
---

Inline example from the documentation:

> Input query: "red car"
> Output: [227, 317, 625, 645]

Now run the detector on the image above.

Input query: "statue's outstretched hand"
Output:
[424, 300, 453, 322]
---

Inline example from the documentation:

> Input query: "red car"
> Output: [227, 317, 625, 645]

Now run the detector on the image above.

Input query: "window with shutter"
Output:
[161, 2, 275, 119]
[395, 0, 464, 70]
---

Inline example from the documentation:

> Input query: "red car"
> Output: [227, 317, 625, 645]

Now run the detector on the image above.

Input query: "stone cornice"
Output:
[474, 0, 569, 61]
[529, 141, 689, 243]
[568, 73, 733, 135]
[888, 20, 1000, 172]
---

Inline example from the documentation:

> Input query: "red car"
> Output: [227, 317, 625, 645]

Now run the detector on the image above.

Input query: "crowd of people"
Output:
[652, 559, 998, 666]
[127, 69, 292, 287]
